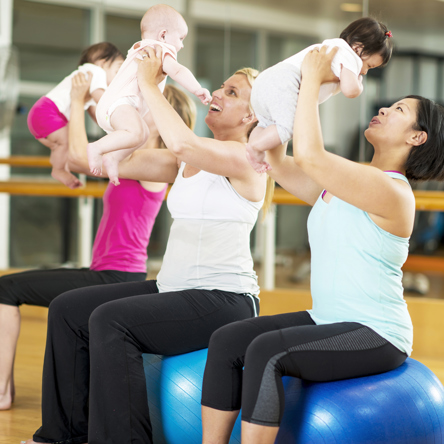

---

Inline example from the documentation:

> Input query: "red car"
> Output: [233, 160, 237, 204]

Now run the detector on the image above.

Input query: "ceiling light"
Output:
[341, 3, 363, 12]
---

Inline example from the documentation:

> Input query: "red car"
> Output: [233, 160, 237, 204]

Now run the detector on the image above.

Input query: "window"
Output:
[10, 0, 91, 267]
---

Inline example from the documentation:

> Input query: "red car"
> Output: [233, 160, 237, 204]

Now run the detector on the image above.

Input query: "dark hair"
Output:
[340, 17, 393, 67]
[402, 95, 444, 181]
[78, 42, 124, 66]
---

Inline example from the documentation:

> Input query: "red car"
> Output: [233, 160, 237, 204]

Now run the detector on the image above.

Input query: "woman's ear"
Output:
[410, 130, 428, 147]
[242, 113, 256, 124]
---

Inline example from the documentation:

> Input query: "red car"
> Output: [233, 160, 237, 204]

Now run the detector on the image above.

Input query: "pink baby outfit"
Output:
[90, 179, 167, 273]
[28, 63, 107, 139]
[95, 40, 177, 133]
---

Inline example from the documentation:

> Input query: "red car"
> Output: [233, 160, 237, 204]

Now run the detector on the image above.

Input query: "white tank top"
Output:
[157, 163, 263, 296]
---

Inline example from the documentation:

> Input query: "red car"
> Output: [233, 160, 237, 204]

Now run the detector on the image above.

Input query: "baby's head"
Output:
[79, 42, 124, 85]
[340, 17, 393, 75]
[140, 4, 188, 53]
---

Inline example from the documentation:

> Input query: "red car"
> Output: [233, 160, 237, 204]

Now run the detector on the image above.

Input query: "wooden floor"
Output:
[0, 306, 47, 444]
[1, 292, 444, 444]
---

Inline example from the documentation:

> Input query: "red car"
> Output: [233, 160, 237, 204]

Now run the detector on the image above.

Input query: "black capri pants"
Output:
[0, 267, 146, 307]
[32, 280, 259, 444]
[201, 311, 407, 427]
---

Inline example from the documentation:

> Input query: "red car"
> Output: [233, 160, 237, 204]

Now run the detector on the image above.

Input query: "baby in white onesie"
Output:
[88, 4, 211, 185]
[246, 17, 394, 173]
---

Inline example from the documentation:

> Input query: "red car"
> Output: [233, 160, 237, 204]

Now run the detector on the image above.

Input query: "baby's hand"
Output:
[246, 143, 271, 174]
[195, 88, 211, 105]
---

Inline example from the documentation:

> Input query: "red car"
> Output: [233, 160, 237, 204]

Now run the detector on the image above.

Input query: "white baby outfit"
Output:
[46, 63, 108, 120]
[251, 38, 363, 144]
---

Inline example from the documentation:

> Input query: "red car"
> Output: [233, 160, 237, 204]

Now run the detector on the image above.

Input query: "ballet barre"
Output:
[0, 176, 443, 210]
[0, 179, 107, 197]
[0, 156, 51, 168]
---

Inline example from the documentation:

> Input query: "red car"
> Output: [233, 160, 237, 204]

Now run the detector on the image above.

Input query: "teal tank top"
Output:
[307, 171, 413, 355]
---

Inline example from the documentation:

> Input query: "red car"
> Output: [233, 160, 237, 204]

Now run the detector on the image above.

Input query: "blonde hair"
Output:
[160, 84, 197, 148]
[234, 67, 275, 217]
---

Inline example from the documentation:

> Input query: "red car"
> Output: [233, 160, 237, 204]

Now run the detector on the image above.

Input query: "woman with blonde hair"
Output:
[25, 46, 273, 444]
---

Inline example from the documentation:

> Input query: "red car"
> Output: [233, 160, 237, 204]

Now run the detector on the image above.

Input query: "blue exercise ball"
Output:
[143, 348, 241, 444]
[277, 358, 444, 444]
[144, 351, 444, 444]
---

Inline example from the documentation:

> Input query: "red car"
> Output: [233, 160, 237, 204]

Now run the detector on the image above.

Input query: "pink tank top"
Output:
[90, 179, 167, 273]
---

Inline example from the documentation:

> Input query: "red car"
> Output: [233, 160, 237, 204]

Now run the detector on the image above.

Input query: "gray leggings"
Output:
[201, 311, 407, 426]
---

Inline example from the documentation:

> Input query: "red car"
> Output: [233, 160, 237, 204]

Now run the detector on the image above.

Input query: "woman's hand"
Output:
[136, 45, 167, 89]
[70, 72, 92, 103]
[301, 45, 339, 85]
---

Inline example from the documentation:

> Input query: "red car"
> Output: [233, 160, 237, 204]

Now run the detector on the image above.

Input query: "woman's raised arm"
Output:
[68, 72, 96, 176]
[265, 144, 323, 206]
[136, 46, 262, 186]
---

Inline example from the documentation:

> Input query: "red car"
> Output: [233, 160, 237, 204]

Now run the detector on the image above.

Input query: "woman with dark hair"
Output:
[402, 94, 444, 181]
[201, 46, 444, 444]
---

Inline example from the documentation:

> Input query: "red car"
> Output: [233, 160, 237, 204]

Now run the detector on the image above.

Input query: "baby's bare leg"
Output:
[246, 125, 282, 173]
[39, 126, 82, 189]
[102, 147, 139, 186]
[249, 125, 282, 153]
[87, 105, 149, 176]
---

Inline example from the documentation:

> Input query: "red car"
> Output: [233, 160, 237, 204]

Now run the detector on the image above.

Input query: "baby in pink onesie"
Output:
[88, 4, 211, 185]
[27, 42, 124, 189]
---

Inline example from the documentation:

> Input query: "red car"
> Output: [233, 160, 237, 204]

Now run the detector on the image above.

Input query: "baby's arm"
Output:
[86, 89, 105, 124]
[163, 56, 211, 104]
[91, 88, 105, 104]
[339, 67, 363, 98]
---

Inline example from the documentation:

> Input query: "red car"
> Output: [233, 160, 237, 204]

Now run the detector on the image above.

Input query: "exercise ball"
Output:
[143, 348, 241, 444]
[144, 350, 444, 444]
[277, 358, 444, 443]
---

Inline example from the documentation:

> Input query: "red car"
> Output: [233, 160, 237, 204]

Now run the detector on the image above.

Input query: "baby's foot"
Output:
[87, 143, 103, 176]
[102, 154, 120, 186]
[51, 169, 83, 189]
[245, 144, 272, 174]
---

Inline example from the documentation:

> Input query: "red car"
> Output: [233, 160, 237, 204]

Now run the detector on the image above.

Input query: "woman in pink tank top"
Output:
[0, 84, 195, 411]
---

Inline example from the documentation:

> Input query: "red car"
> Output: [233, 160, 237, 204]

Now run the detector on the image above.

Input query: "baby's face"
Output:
[359, 53, 383, 75]
[164, 20, 188, 52]
[352, 44, 384, 76]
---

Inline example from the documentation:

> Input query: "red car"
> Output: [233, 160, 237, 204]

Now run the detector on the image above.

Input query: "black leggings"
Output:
[32, 280, 259, 444]
[201, 311, 407, 427]
[0, 267, 146, 307]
